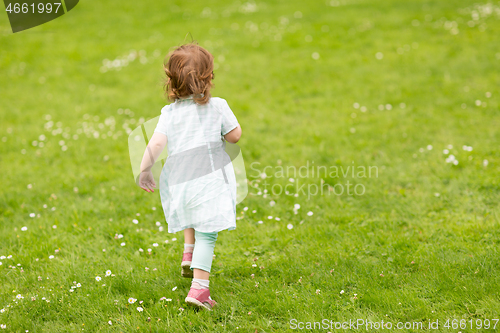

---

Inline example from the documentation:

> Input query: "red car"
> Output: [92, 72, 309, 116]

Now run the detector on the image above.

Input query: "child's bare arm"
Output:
[224, 125, 242, 143]
[138, 133, 167, 192]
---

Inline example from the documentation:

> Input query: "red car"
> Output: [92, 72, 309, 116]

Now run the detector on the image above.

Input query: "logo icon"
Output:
[3, 0, 78, 33]
[128, 116, 248, 204]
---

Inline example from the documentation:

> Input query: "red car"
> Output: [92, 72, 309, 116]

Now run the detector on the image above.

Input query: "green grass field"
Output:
[1, 0, 500, 331]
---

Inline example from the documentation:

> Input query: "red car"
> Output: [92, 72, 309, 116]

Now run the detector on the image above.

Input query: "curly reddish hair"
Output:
[163, 43, 214, 105]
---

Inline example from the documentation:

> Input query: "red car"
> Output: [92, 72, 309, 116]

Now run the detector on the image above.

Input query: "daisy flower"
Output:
[105, 270, 112, 277]
[95, 276, 101, 281]
[137, 307, 143, 312]
[128, 297, 137, 304]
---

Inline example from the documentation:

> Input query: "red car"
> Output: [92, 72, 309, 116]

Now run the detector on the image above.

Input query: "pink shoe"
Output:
[185, 286, 217, 310]
[181, 252, 193, 278]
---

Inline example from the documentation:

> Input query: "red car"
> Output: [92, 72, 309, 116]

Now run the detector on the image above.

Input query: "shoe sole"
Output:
[181, 261, 193, 278]
[185, 296, 214, 310]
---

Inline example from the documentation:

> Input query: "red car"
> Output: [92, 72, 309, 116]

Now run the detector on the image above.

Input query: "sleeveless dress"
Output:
[153, 96, 239, 233]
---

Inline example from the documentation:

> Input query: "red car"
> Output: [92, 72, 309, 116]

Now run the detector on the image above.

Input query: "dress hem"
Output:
[167, 225, 236, 234]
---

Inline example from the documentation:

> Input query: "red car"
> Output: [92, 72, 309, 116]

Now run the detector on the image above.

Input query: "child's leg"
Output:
[185, 231, 219, 309]
[181, 228, 196, 278]
[191, 230, 218, 285]
[184, 228, 195, 253]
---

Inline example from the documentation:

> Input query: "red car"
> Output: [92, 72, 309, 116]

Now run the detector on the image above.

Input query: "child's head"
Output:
[164, 43, 214, 105]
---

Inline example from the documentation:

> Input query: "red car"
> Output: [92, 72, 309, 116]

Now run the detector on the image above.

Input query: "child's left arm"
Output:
[138, 132, 167, 192]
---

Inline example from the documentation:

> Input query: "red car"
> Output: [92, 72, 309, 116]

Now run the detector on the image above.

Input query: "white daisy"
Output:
[105, 270, 112, 277]
[137, 307, 143, 312]
[21, 226, 27, 231]
[95, 276, 101, 281]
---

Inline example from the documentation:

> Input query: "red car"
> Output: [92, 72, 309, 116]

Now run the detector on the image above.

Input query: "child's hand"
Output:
[139, 171, 156, 192]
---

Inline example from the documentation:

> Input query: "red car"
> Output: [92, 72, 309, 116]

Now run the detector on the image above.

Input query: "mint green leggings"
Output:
[190, 230, 218, 273]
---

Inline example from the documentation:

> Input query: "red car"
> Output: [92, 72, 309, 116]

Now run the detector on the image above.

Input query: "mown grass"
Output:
[1, 0, 500, 332]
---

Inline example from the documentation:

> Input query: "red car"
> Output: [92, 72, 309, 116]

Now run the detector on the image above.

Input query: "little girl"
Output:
[138, 43, 242, 310]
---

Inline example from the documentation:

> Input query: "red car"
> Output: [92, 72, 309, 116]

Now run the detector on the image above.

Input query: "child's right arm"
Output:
[138, 132, 167, 192]
[224, 125, 242, 143]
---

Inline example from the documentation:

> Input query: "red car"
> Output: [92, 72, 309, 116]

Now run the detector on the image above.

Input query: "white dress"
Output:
[154, 96, 239, 234]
